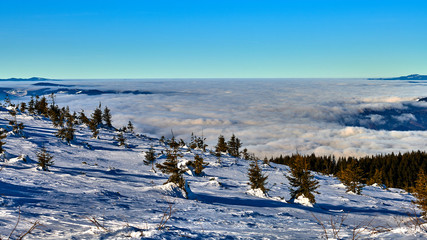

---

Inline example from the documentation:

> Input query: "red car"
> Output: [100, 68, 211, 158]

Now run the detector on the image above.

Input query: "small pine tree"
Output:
[37, 147, 54, 171]
[215, 135, 228, 156]
[227, 134, 242, 157]
[57, 114, 75, 144]
[3, 95, 11, 107]
[367, 169, 384, 186]
[117, 132, 126, 147]
[413, 170, 427, 218]
[102, 107, 113, 128]
[193, 154, 208, 176]
[127, 121, 134, 133]
[78, 110, 90, 125]
[189, 133, 197, 149]
[91, 103, 103, 128]
[28, 96, 35, 115]
[88, 119, 99, 138]
[0, 128, 6, 154]
[144, 146, 157, 171]
[287, 155, 319, 204]
[241, 148, 250, 160]
[337, 161, 364, 194]
[156, 146, 186, 191]
[19, 102, 27, 113]
[248, 159, 269, 193]
[35, 96, 49, 116]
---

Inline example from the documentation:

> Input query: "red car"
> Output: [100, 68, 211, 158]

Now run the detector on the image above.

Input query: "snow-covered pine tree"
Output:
[144, 146, 157, 171]
[412, 169, 427, 217]
[287, 155, 319, 204]
[37, 147, 54, 171]
[337, 160, 364, 194]
[248, 159, 269, 193]
[102, 107, 113, 128]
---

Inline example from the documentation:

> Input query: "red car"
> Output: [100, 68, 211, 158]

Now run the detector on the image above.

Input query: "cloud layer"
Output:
[5, 78, 427, 158]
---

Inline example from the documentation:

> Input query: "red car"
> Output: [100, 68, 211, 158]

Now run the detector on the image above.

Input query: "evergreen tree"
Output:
[193, 154, 208, 176]
[287, 155, 319, 204]
[337, 161, 364, 194]
[19, 102, 27, 113]
[117, 132, 126, 147]
[367, 169, 384, 186]
[156, 145, 187, 192]
[189, 133, 197, 149]
[78, 110, 90, 125]
[241, 148, 251, 160]
[227, 134, 242, 157]
[248, 159, 269, 193]
[91, 103, 103, 127]
[28, 96, 35, 115]
[3, 95, 11, 107]
[35, 96, 49, 116]
[413, 170, 427, 217]
[189, 133, 207, 151]
[48, 104, 62, 127]
[37, 147, 54, 171]
[144, 146, 157, 171]
[0, 128, 6, 154]
[102, 107, 113, 128]
[215, 135, 228, 156]
[127, 121, 134, 133]
[56, 113, 75, 144]
[88, 119, 99, 138]
[167, 136, 180, 150]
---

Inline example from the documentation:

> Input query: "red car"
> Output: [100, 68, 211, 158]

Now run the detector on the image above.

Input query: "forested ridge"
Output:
[272, 151, 427, 191]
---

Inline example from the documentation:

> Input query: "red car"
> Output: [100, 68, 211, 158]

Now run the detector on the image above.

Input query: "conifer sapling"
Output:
[193, 154, 208, 176]
[248, 159, 269, 194]
[287, 155, 319, 204]
[337, 161, 364, 194]
[156, 142, 187, 193]
[37, 147, 54, 171]
[144, 146, 157, 171]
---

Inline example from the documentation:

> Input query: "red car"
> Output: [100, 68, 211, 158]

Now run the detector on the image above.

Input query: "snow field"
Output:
[0, 109, 426, 239]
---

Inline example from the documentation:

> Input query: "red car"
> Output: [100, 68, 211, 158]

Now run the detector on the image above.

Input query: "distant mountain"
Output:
[369, 74, 427, 80]
[0, 77, 59, 81]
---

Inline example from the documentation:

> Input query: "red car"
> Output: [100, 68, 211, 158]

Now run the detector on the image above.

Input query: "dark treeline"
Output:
[271, 151, 427, 191]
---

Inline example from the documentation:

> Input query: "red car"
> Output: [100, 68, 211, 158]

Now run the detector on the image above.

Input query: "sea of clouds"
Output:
[4, 78, 427, 158]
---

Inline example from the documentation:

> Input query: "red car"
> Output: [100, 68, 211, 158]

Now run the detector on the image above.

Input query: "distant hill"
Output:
[0, 77, 59, 81]
[369, 74, 427, 80]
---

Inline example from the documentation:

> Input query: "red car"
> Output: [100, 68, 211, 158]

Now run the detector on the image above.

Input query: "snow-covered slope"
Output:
[0, 108, 426, 239]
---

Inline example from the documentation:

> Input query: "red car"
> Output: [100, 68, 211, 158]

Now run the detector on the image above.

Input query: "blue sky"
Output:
[1, 0, 426, 78]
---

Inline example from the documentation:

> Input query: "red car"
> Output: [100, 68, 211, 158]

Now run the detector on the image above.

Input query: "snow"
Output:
[293, 195, 313, 207]
[1, 107, 427, 239]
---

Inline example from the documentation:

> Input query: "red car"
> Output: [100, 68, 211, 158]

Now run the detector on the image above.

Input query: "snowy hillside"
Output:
[1, 107, 427, 239]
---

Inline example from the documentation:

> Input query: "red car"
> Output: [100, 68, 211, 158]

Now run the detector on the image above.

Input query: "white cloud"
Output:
[5, 78, 427, 158]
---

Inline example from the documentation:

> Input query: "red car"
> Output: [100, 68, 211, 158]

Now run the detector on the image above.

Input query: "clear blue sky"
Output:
[1, 0, 426, 79]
